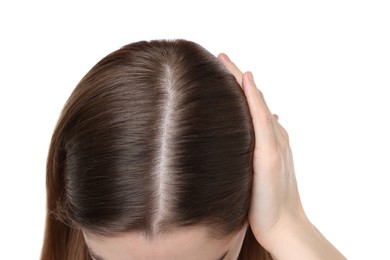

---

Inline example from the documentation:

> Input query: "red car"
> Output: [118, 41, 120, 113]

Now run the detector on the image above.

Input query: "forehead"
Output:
[83, 226, 236, 260]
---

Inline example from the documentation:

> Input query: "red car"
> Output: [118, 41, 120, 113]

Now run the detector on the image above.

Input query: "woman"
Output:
[41, 39, 346, 259]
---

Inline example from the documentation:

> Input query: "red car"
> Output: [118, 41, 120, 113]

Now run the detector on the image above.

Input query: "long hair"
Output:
[40, 39, 272, 259]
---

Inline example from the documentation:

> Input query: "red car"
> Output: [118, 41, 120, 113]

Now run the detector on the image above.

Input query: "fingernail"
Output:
[221, 53, 231, 62]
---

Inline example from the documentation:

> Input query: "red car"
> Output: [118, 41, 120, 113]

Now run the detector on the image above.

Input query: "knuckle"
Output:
[260, 113, 274, 128]
[283, 130, 290, 142]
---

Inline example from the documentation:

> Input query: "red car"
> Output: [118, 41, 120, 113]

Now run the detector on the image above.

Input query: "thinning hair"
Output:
[41, 39, 273, 259]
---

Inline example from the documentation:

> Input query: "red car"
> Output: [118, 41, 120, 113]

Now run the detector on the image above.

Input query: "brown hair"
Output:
[40, 39, 272, 259]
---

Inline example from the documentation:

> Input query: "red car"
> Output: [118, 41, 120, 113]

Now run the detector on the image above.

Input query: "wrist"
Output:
[255, 212, 312, 252]
[254, 214, 346, 260]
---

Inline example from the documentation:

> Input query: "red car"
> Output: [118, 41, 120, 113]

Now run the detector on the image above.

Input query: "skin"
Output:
[84, 53, 347, 260]
[218, 53, 346, 259]
[83, 223, 248, 260]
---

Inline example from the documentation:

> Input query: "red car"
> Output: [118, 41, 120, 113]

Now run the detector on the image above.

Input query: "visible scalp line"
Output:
[152, 63, 175, 233]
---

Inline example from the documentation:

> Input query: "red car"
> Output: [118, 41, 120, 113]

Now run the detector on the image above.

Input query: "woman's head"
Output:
[83, 224, 248, 260]
[41, 39, 271, 259]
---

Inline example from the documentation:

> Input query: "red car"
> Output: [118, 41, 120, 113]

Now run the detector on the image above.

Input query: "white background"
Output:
[1, 0, 389, 259]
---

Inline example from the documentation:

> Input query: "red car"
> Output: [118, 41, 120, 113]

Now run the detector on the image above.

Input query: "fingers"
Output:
[218, 53, 290, 148]
[242, 71, 278, 150]
[217, 53, 243, 89]
[276, 119, 290, 143]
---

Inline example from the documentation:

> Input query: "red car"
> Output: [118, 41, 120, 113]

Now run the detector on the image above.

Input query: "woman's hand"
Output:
[218, 53, 346, 259]
[217, 53, 306, 244]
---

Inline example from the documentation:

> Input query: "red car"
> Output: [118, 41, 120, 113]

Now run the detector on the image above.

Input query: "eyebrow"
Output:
[88, 247, 229, 260]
